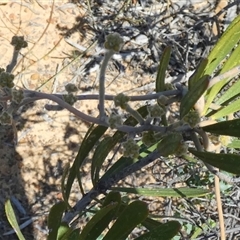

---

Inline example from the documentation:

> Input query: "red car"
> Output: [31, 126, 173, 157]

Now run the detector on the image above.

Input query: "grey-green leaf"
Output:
[135, 221, 181, 240]
[65, 125, 108, 200]
[5, 199, 25, 240]
[111, 187, 210, 197]
[156, 46, 172, 92]
[188, 58, 208, 89]
[103, 200, 148, 240]
[47, 201, 67, 240]
[180, 75, 209, 119]
[189, 148, 240, 174]
[202, 119, 240, 137]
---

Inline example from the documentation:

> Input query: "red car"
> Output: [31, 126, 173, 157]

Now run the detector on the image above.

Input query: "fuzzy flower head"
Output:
[108, 113, 123, 129]
[114, 93, 130, 109]
[12, 89, 24, 104]
[0, 111, 12, 125]
[122, 138, 139, 159]
[11, 36, 28, 51]
[147, 104, 165, 118]
[0, 71, 15, 88]
[63, 93, 77, 106]
[65, 83, 78, 93]
[183, 110, 200, 128]
[104, 33, 124, 52]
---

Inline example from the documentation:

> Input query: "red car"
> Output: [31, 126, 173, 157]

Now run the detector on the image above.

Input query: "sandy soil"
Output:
[0, 1, 153, 238]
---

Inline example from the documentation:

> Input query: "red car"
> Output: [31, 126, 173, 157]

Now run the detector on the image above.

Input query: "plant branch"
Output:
[62, 151, 160, 224]
[25, 89, 179, 103]
[99, 49, 115, 120]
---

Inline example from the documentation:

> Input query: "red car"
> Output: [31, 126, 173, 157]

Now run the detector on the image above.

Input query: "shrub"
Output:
[3, 15, 240, 239]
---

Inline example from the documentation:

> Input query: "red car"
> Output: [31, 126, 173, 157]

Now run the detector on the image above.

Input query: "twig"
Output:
[215, 168, 226, 240]
[99, 49, 115, 120]
[6, 49, 20, 73]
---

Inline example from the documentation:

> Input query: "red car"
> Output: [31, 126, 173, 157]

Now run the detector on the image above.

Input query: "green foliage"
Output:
[111, 187, 210, 198]
[5, 200, 25, 240]
[180, 74, 209, 119]
[157, 132, 182, 157]
[4, 15, 240, 240]
[47, 201, 67, 240]
[189, 149, 240, 174]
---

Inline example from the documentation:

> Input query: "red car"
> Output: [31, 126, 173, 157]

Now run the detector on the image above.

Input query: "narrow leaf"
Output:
[189, 148, 240, 174]
[65, 125, 107, 201]
[47, 201, 67, 240]
[156, 46, 172, 92]
[67, 229, 80, 240]
[5, 199, 25, 240]
[111, 187, 210, 197]
[135, 221, 181, 240]
[204, 15, 240, 76]
[205, 41, 240, 112]
[210, 98, 240, 120]
[202, 15, 240, 115]
[142, 217, 162, 231]
[79, 192, 122, 240]
[57, 222, 70, 240]
[214, 43, 240, 105]
[100, 156, 137, 182]
[61, 163, 71, 209]
[78, 203, 119, 240]
[202, 119, 240, 137]
[215, 77, 240, 105]
[91, 136, 113, 187]
[155, 46, 172, 126]
[188, 58, 208, 89]
[103, 200, 148, 240]
[180, 75, 210, 119]
[227, 139, 240, 149]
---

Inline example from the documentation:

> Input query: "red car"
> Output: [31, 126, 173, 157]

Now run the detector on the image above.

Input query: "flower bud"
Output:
[175, 141, 188, 156]
[63, 93, 77, 105]
[114, 93, 130, 109]
[183, 110, 200, 127]
[157, 95, 168, 106]
[108, 114, 123, 129]
[0, 71, 15, 88]
[65, 83, 78, 93]
[219, 135, 232, 147]
[164, 83, 175, 91]
[142, 131, 157, 146]
[0, 111, 12, 125]
[147, 104, 165, 118]
[12, 89, 24, 104]
[122, 138, 139, 159]
[104, 33, 124, 52]
[11, 36, 28, 50]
